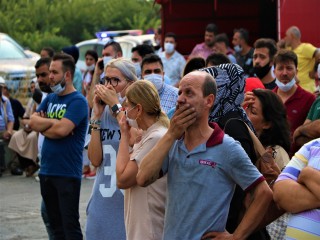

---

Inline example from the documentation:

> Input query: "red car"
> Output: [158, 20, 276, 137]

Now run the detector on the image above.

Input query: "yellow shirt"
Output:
[293, 43, 317, 93]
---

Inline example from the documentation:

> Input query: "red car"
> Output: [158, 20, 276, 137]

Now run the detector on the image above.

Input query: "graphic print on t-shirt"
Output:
[47, 103, 67, 119]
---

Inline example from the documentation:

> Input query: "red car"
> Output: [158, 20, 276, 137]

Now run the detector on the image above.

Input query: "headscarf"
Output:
[200, 63, 255, 132]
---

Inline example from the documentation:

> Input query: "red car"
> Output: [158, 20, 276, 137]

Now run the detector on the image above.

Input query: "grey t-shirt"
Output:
[86, 107, 125, 240]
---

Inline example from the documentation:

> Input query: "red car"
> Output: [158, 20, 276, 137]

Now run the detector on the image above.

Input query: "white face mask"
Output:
[50, 74, 66, 95]
[164, 42, 175, 54]
[275, 77, 296, 92]
[134, 62, 141, 79]
[103, 56, 113, 66]
[125, 107, 139, 129]
[143, 74, 163, 91]
[87, 64, 95, 71]
[234, 45, 242, 52]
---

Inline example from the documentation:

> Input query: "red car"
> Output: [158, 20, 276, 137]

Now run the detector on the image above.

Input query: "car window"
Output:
[96, 44, 104, 58]
[78, 43, 97, 62]
[0, 39, 26, 59]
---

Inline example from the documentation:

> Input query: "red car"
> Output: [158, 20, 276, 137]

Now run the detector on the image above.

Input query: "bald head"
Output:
[181, 71, 217, 98]
[287, 26, 301, 40]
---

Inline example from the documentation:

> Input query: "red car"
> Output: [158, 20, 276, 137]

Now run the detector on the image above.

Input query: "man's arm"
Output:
[41, 118, 75, 139]
[313, 49, 320, 62]
[298, 166, 320, 201]
[293, 119, 320, 147]
[3, 121, 14, 140]
[29, 112, 53, 132]
[136, 104, 196, 187]
[136, 131, 175, 187]
[29, 113, 75, 139]
[273, 179, 320, 213]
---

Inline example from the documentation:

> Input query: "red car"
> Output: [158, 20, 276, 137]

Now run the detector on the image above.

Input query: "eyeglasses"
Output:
[103, 76, 123, 87]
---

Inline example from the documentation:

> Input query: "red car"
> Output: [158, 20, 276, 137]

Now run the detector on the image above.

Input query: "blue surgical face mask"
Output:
[164, 42, 175, 54]
[50, 74, 66, 95]
[134, 62, 141, 79]
[275, 77, 296, 92]
[103, 56, 113, 66]
[234, 45, 242, 52]
[143, 74, 163, 91]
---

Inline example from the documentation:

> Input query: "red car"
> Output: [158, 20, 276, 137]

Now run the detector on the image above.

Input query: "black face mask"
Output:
[253, 63, 272, 80]
[38, 82, 52, 93]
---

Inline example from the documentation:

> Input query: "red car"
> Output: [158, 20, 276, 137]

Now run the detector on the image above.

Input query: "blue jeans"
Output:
[39, 175, 83, 240]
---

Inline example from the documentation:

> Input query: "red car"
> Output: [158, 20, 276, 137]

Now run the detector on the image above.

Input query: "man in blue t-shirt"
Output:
[30, 53, 88, 239]
[137, 71, 272, 239]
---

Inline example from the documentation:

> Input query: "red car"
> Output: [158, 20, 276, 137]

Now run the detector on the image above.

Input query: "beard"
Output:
[253, 63, 272, 79]
[38, 82, 52, 93]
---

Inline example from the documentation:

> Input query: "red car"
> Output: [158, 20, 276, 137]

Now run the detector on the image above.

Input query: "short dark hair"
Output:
[141, 54, 164, 70]
[202, 72, 217, 111]
[131, 44, 154, 58]
[52, 53, 75, 77]
[202, 73, 217, 97]
[85, 49, 98, 62]
[164, 32, 177, 42]
[215, 33, 230, 47]
[234, 28, 249, 44]
[35, 57, 51, 69]
[183, 57, 205, 76]
[41, 47, 55, 58]
[274, 49, 298, 68]
[254, 38, 278, 60]
[103, 41, 123, 55]
[206, 53, 230, 67]
[206, 23, 218, 35]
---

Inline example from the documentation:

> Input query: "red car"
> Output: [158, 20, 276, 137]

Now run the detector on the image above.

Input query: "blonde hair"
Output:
[126, 80, 169, 128]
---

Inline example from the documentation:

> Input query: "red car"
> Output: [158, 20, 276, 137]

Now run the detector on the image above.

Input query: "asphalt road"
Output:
[0, 171, 94, 240]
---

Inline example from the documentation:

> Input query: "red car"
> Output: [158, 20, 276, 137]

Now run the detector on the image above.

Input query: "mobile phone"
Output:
[98, 60, 104, 70]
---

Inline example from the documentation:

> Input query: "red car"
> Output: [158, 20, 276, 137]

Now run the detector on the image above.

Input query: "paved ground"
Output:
[0, 171, 94, 240]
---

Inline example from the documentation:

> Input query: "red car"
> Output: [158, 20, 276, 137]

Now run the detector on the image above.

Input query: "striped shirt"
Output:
[276, 138, 320, 239]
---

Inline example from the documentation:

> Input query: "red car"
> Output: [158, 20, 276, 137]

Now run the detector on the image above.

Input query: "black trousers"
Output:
[39, 175, 83, 240]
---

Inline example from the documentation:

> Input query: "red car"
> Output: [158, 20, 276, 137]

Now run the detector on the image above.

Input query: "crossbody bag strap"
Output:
[243, 123, 265, 158]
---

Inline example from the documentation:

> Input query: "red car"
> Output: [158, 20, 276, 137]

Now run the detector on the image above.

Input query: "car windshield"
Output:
[0, 39, 26, 59]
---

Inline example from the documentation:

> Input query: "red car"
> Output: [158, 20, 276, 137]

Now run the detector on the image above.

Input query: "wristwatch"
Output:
[111, 103, 122, 115]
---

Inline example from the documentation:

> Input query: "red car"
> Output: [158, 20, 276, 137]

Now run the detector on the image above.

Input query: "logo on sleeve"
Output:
[199, 159, 217, 168]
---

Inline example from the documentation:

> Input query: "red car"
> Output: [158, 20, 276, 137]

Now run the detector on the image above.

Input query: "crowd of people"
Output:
[0, 23, 320, 240]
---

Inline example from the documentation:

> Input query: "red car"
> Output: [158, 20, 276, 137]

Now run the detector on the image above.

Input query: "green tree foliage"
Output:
[0, 0, 160, 53]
